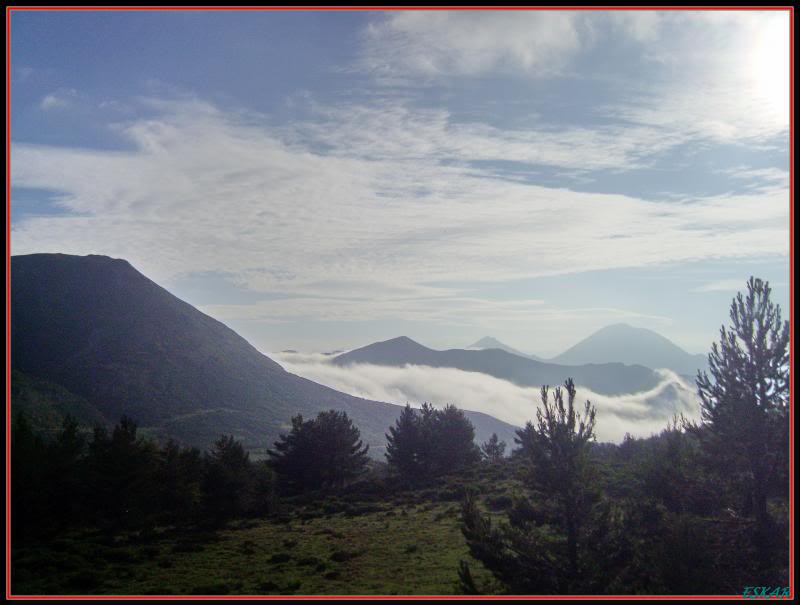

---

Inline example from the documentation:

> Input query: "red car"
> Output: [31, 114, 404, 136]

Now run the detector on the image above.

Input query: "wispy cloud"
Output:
[273, 351, 701, 443]
[11, 97, 788, 327]
[358, 11, 583, 80]
[691, 278, 787, 294]
[602, 11, 789, 144]
[39, 88, 79, 111]
[357, 11, 789, 145]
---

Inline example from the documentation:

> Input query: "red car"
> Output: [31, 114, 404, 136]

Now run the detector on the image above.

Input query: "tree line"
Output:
[10, 276, 790, 595]
[11, 415, 276, 542]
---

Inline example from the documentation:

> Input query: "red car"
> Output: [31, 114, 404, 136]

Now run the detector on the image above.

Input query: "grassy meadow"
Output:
[12, 468, 513, 596]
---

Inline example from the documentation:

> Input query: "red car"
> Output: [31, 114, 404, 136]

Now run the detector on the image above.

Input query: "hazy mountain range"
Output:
[333, 337, 662, 396]
[467, 326, 707, 377]
[10, 254, 518, 455]
[467, 337, 543, 361]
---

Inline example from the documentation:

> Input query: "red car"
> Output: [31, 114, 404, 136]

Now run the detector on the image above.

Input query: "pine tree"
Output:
[10, 413, 47, 543]
[480, 432, 506, 462]
[385, 404, 422, 478]
[461, 378, 598, 593]
[432, 404, 481, 474]
[268, 410, 369, 492]
[86, 416, 158, 529]
[202, 434, 252, 523]
[312, 410, 370, 489]
[690, 277, 789, 531]
[157, 439, 204, 525]
[46, 415, 87, 528]
[386, 403, 480, 481]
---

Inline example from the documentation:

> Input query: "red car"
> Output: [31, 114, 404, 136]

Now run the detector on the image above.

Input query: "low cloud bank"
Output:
[272, 351, 701, 443]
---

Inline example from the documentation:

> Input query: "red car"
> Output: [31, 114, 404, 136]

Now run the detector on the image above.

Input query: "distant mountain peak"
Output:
[469, 336, 505, 348]
[467, 336, 541, 361]
[551, 323, 706, 375]
[334, 335, 659, 396]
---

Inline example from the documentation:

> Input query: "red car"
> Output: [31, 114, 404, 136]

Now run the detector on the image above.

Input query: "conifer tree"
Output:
[386, 403, 480, 480]
[202, 434, 253, 522]
[268, 410, 369, 492]
[385, 404, 422, 478]
[691, 277, 789, 532]
[480, 432, 506, 462]
[461, 378, 598, 593]
[433, 404, 481, 474]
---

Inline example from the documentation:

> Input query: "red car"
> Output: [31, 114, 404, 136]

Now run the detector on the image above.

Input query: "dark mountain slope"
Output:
[11, 254, 517, 454]
[10, 369, 109, 436]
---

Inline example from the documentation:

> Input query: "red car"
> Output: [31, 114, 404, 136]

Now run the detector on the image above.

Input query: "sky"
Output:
[9, 9, 791, 359]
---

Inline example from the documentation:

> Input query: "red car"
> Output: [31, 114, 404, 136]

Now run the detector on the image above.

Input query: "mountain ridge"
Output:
[467, 336, 542, 361]
[10, 253, 518, 455]
[333, 335, 661, 396]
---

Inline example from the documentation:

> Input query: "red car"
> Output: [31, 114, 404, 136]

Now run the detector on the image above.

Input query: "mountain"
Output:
[550, 323, 707, 376]
[10, 254, 518, 455]
[10, 369, 109, 436]
[333, 336, 660, 396]
[467, 336, 542, 361]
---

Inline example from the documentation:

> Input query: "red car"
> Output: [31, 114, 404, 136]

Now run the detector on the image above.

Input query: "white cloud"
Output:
[272, 351, 701, 443]
[605, 11, 790, 144]
[359, 11, 583, 79]
[292, 103, 687, 172]
[10, 97, 789, 326]
[358, 11, 789, 144]
[201, 297, 671, 329]
[691, 278, 786, 294]
[39, 88, 79, 111]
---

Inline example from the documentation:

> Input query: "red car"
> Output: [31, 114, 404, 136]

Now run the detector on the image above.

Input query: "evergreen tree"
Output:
[480, 432, 506, 462]
[385, 404, 422, 478]
[202, 434, 253, 523]
[156, 439, 204, 525]
[45, 415, 87, 528]
[432, 404, 481, 475]
[10, 413, 47, 544]
[690, 277, 789, 531]
[461, 378, 598, 593]
[386, 403, 480, 481]
[312, 410, 370, 489]
[85, 416, 158, 528]
[267, 410, 369, 492]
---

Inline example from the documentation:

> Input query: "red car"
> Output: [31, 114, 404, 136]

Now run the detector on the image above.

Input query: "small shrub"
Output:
[269, 552, 292, 564]
[65, 570, 101, 591]
[190, 581, 237, 595]
[486, 494, 513, 511]
[330, 549, 361, 563]
[296, 556, 323, 567]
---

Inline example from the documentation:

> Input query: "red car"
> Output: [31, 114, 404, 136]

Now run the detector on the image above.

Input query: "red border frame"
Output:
[4, 5, 795, 601]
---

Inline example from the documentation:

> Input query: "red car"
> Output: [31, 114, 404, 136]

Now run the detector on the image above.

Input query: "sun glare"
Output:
[747, 16, 790, 126]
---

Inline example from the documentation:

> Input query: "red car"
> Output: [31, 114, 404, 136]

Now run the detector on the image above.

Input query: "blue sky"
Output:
[10, 9, 791, 357]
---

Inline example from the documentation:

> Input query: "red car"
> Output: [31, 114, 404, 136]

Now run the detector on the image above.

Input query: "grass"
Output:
[12, 462, 519, 596]
[12, 498, 505, 596]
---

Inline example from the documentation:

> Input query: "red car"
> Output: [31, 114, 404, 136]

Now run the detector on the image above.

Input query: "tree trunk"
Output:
[566, 513, 578, 587]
